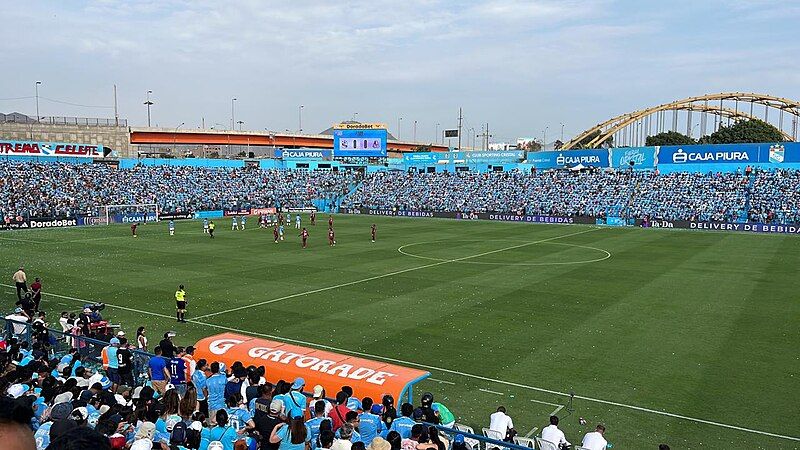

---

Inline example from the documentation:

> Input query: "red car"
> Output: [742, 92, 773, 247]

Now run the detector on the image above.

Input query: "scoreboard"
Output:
[333, 123, 388, 157]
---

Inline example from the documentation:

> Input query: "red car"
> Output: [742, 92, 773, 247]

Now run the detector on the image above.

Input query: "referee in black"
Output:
[175, 284, 187, 323]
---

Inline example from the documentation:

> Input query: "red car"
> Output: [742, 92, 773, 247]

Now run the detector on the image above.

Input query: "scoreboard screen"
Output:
[333, 126, 387, 157]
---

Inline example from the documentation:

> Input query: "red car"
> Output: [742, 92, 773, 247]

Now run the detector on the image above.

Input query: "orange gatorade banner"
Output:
[194, 333, 430, 404]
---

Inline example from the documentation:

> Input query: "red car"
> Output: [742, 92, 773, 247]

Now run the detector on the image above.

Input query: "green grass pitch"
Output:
[1, 215, 798, 449]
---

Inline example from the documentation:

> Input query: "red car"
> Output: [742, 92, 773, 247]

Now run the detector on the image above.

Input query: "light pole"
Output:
[435, 123, 440, 144]
[231, 98, 237, 130]
[352, 112, 358, 122]
[560, 123, 564, 142]
[34, 81, 42, 121]
[237, 120, 244, 131]
[144, 90, 153, 127]
[299, 105, 304, 133]
[413, 120, 417, 142]
[543, 126, 548, 151]
[398, 117, 403, 140]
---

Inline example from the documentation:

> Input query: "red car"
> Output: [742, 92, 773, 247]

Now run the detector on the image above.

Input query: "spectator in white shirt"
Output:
[489, 406, 516, 442]
[541, 416, 570, 449]
[581, 424, 607, 450]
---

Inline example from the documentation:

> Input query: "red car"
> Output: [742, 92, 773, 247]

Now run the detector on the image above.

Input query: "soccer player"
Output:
[300, 227, 309, 248]
[232, 216, 239, 231]
[208, 220, 216, 238]
[328, 215, 333, 228]
[371, 224, 376, 243]
[175, 284, 187, 323]
[203, 218, 209, 234]
[241, 215, 247, 230]
[279, 223, 285, 241]
[168, 220, 175, 236]
[273, 225, 280, 243]
[131, 222, 138, 238]
[328, 227, 335, 246]
[295, 214, 301, 229]
[310, 211, 316, 226]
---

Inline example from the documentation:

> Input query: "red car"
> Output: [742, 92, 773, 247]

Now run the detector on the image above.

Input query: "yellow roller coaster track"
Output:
[561, 92, 800, 150]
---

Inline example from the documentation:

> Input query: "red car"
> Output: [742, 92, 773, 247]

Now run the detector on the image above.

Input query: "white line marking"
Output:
[398, 240, 612, 266]
[524, 427, 539, 438]
[530, 399, 561, 408]
[194, 228, 602, 319]
[479, 388, 504, 396]
[7, 283, 800, 443]
[428, 378, 456, 385]
[549, 405, 565, 417]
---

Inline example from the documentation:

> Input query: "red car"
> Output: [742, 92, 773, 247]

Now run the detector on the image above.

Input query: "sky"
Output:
[2, 0, 800, 144]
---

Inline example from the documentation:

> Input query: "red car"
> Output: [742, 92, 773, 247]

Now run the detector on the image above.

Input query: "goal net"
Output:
[97, 203, 160, 225]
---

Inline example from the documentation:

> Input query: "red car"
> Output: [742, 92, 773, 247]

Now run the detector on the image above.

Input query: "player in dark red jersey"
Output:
[310, 211, 316, 226]
[328, 227, 335, 246]
[328, 215, 333, 228]
[131, 222, 138, 238]
[273, 225, 279, 244]
[371, 224, 376, 243]
[300, 227, 309, 249]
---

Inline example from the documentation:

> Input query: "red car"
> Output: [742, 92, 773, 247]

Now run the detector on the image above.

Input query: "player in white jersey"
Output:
[168, 220, 175, 236]
[295, 214, 301, 229]
[231, 216, 239, 230]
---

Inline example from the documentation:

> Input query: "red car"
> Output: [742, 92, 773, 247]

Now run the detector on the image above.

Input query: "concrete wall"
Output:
[0, 122, 132, 157]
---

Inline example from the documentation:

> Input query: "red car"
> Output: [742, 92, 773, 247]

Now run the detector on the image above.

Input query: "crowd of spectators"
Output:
[342, 168, 800, 224]
[0, 162, 360, 220]
[2, 159, 798, 224]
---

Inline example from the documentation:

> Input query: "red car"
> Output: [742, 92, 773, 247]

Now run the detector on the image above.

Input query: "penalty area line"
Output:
[193, 227, 602, 320]
[8, 288, 800, 442]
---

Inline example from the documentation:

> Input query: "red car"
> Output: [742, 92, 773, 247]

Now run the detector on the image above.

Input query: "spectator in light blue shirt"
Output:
[206, 362, 228, 425]
[193, 359, 209, 416]
[389, 403, 416, 439]
[306, 400, 331, 450]
[284, 378, 308, 419]
[342, 386, 362, 411]
[358, 398, 385, 446]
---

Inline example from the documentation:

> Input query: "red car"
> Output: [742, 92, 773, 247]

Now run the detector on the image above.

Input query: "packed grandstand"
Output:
[2, 160, 799, 225]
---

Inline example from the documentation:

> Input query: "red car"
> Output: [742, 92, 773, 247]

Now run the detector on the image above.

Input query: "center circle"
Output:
[397, 239, 611, 266]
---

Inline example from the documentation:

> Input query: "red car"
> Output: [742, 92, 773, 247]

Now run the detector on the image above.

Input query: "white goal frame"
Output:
[99, 203, 160, 225]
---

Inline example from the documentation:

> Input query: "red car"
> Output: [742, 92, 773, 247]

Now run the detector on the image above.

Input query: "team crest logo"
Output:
[39, 144, 54, 156]
[769, 144, 785, 164]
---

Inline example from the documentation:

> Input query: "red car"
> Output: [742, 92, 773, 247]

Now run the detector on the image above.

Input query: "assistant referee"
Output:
[175, 284, 187, 323]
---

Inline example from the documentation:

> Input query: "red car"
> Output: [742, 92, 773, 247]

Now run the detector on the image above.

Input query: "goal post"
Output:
[99, 203, 160, 225]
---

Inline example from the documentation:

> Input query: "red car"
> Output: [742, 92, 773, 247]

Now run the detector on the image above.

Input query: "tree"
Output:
[522, 140, 542, 151]
[698, 119, 786, 144]
[553, 139, 564, 150]
[645, 131, 696, 147]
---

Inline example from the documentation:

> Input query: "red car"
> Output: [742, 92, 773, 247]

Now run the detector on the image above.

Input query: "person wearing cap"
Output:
[254, 398, 284, 450]
[416, 393, 439, 424]
[388, 404, 415, 439]
[104, 338, 121, 392]
[308, 385, 333, 418]
[4, 307, 30, 337]
[175, 285, 187, 323]
[207, 362, 228, 426]
[358, 398, 385, 446]
[159, 331, 177, 359]
[283, 377, 307, 419]
[12, 266, 27, 301]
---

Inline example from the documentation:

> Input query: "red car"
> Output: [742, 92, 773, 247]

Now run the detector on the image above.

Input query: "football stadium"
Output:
[1, 3, 800, 450]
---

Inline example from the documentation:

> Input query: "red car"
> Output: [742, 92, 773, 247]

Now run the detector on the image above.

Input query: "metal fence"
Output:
[0, 114, 127, 127]
[1, 317, 153, 385]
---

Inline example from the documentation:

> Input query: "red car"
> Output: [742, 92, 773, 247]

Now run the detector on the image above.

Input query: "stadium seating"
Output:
[1, 160, 799, 224]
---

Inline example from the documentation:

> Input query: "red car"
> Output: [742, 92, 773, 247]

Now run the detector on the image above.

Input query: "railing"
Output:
[0, 115, 127, 127]
[1, 317, 153, 385]
[427, 423, 533, 450]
